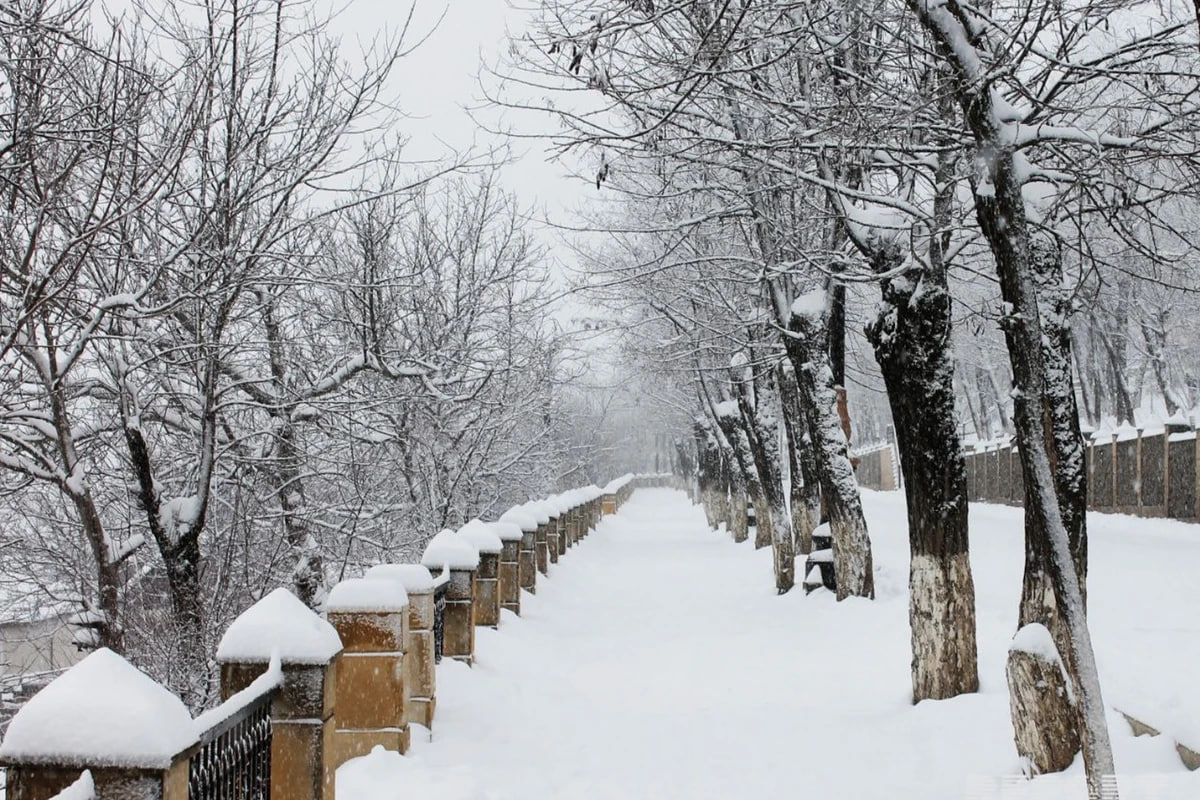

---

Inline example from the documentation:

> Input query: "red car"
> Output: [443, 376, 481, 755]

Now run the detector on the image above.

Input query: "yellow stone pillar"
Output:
[326, 577, 411, 763]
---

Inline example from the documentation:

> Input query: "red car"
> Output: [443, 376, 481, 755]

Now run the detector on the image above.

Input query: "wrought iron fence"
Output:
[433, 581, 448, 663]
[189, 686, 275, 800]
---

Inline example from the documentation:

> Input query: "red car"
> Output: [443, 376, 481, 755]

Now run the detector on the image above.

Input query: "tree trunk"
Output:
[715, 405, 764, 550]
[785, 300, 874, 600]
[867, 249, 979, 702]
[778, 363, 819, 554]
[733, 376, 795, 593]
[909, 5, 1115, 793]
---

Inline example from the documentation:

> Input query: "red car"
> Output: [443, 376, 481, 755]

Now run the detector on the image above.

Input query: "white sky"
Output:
[324, 0, 594, 250]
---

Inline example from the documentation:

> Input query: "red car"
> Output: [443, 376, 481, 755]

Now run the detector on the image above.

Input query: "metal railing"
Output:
[189, 685, 276, 800]
[433, 580, 448, 664]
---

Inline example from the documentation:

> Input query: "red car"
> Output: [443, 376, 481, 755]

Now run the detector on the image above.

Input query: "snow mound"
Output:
[0, 648, 196, 769]
[338, 746, 489, 799]
[603, 474, 634, 494]
[421, 529, 481, 571]
[1009, 623, 1061, 662]
[524, 502, 552, 526]
[808, 548, 834, 564]
[326, 577, 408, 613]
[365, 563, 435, 593]
[216, 588, 342, 665]
[488, 519, 524, 542]
[456, 519, 504, 554]
[50, 770, 94, 800]
[499, 506, 539, 532]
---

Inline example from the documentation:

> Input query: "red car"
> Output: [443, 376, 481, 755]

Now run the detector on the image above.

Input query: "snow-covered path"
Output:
[339, 488, 1200, 799]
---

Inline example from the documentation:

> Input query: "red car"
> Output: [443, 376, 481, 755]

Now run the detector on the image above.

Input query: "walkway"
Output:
[339, 488, 1200, 799]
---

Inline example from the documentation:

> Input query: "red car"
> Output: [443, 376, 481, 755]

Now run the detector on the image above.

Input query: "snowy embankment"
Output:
[337, 488, 1200, 799]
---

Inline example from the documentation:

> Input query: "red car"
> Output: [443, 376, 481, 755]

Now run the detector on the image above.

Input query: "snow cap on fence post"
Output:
[456, 520, 504, 628]
[364, 563, 438, 729]
[326, 577, 412, 764]
[0, 647, 197, 800]
[500, 505, 541, 595]
[488, 520, 524, 615]
[421, 530, 480, 665]
[216, 587, 342, 800]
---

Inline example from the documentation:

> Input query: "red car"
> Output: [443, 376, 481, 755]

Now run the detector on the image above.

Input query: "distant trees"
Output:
[514, 0, 1200, 794]
[0, 0, 582, 708]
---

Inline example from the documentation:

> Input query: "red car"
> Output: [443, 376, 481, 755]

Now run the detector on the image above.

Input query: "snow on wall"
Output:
[326, 577, 409, 613]
[499, 506, 539, 532]
[421, 529, 481, 571]
[216, 588, 342, 665]
[488, 520, 525, 542]
[456, 520, 504, 554]
[365, 564, 436, 593]
[0, 649, 197, 769]
[191, 656, 282, 736]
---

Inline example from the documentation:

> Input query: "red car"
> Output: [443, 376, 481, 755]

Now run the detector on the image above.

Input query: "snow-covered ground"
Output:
[338, 488, 1200, 799]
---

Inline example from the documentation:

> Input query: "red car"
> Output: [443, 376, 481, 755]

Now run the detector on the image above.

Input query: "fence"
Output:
[962, 426, 1200, 521]
[852, 442, 900, 492]
[0, 474, 678, 800]
[855, 424, 1200, 523]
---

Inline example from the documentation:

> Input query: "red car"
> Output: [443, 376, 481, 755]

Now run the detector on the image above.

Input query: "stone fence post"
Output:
[421, 530, 481, 665]
[0, 648, 196, 800]
[456, 520, 504, 628]
[489, 521, 525, 616]
[326, 577, 411, 764]
[217, 587, 342, 800]
[528, 503, 551, 576]
[501, 506, 540, 594]
[364, 564, 438, 730]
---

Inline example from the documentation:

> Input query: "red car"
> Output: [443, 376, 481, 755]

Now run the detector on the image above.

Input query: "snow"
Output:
[1010, 623, 1061, 661]
[455, 519, 504, 554]
[807, 548, 834, 563]
[325, 577, 409, 613]
[192, 656, 283, 735]
[488, 519, 525, 542]
[421, 529, 481, 571]
[499, 506, 539, 532]
[216, 588, 343, 664]
[49, 770, 93, 800]
[524, 502, 552, 526]
[365, 564, 436, 593]
[336, 488, 1200, 799]
[790, 288, 826, 320]
[0, 649, 196, 769]
[603, 474, 634, 494]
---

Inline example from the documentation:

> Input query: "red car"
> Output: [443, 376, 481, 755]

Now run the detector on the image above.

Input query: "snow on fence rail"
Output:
[0, 474, 681, 800]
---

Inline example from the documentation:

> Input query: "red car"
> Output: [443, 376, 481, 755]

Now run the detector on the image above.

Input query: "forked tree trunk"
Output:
[785, 298, 874, 600]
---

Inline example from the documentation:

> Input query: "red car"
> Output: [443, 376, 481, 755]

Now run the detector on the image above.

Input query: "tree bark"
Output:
[778, 362, 819, 555]
[866, 245, 979, 701]
[909, 4, 1116, 793]
[785, 300, 874, 600]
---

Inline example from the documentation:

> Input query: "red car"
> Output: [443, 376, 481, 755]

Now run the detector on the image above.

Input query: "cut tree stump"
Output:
[1006, 624, 1080, 776]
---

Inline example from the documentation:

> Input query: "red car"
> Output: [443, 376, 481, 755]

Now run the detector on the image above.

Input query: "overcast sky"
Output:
[325, 0, 594, 245]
